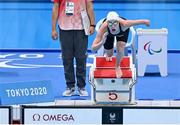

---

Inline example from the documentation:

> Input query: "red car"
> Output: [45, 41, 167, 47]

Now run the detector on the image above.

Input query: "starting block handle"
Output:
[88, 68, 96, 89]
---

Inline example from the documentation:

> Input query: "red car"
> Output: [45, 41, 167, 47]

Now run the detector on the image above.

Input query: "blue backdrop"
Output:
[0, 1, 180, 50]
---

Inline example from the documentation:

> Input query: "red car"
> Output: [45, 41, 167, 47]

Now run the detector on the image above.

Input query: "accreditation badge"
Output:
[65, 1, 74, 15]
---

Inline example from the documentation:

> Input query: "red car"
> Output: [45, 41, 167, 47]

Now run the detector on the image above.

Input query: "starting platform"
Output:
[89, 56, 136, 104]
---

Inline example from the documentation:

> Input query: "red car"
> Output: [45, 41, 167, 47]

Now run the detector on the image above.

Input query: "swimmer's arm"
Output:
[91, 22, 108, 51]
[119, 18, 150, 27]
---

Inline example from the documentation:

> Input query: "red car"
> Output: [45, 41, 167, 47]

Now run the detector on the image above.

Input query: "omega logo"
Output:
[32, 113, 75, 122]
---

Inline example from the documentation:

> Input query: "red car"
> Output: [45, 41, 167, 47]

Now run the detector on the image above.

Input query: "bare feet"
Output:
[116, 67, 122, 78]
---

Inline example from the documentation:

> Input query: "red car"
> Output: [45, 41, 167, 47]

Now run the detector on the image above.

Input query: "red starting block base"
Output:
[96, 56, 130, 68]
[94, 56, 132, 78]
[94, 68, 132, 78]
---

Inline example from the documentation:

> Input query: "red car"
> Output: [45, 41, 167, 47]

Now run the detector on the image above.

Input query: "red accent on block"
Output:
[96, 57, 130, 68]
[94, 68, 132, 78]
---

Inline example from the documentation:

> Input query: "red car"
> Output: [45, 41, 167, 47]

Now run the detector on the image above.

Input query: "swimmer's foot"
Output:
[116, 67, 122, 78]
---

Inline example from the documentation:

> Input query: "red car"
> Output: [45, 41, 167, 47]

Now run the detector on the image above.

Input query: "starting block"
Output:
[89, 56, 136, 104]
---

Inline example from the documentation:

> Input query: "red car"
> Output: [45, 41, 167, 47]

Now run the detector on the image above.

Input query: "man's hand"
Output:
[52, 30, 58, 40]
[89, 26, 95, 35]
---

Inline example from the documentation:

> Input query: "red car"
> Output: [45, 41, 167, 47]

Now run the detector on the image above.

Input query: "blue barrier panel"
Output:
[0, 106, 12, 124]
[0, 80, 54, 105]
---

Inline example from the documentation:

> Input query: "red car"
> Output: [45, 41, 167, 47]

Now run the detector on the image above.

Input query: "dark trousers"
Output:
[59, 29, 88, 88]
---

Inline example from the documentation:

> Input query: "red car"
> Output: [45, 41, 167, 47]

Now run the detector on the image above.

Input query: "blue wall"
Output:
[0, 2, 180, 50]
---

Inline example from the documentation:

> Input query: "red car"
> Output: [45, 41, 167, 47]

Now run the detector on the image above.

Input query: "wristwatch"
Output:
[90, 24, 96, 27]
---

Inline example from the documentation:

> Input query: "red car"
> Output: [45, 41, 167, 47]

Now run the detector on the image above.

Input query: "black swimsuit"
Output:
[103, 18, 130, 50]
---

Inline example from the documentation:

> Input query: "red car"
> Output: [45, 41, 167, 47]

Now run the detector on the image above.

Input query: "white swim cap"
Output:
[106, 11, 119, 21]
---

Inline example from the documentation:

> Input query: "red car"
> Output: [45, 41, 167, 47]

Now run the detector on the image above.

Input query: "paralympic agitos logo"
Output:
[144, 41, 162, 55]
